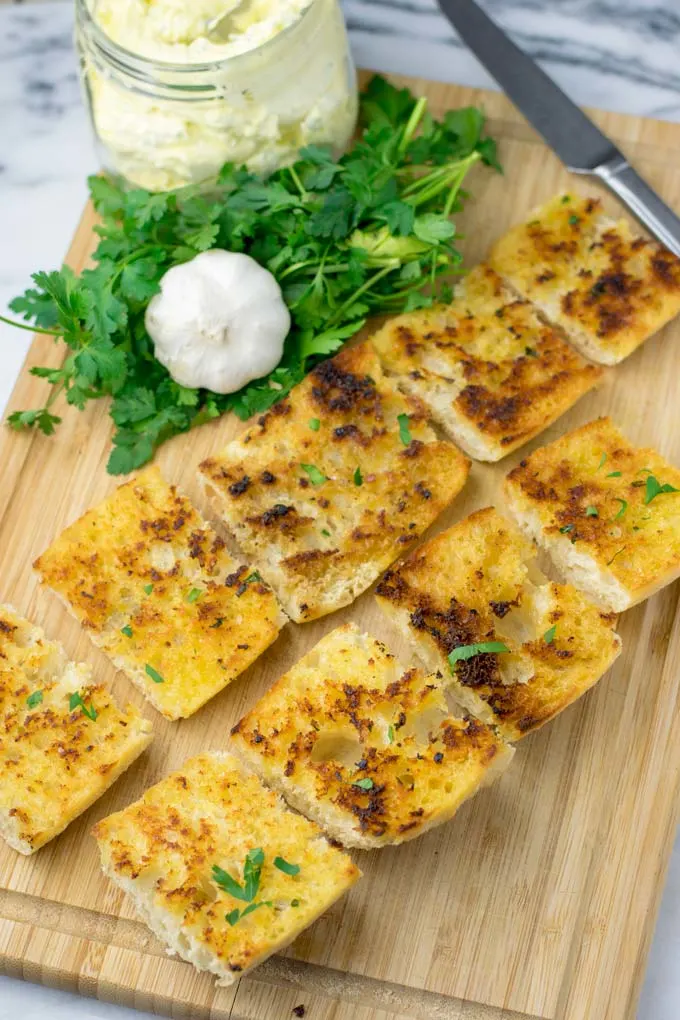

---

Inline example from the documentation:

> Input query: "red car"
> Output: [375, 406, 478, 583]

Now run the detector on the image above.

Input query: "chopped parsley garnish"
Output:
[144, 664, 165, 684]
[353, 777, 374, 791]
[213, 848, 265, 902]
[186, 587, 203, 603]
[597, 453, 607, 470]
[69, 691, 97, 721]
[387, 724, 395, 744]
[301, 463, 327, 486]
[397, 413, 412, 446]
[274, 856, 301, 876]
[143, 583, 153, 595]
[210, 617, 224, 628]
[5, 75, 500, 475]
[120, 624, 133, 637]
[26, 690, 43, 709]
[448, 641, 510, 671]
[524, 346, 539, 358]
[613, 498, 628, 520]
[291, 899, 300, 908]
[321, 528, 331, 537]
[244, 571, 262, 584]
[644, 474, 680, 505]
[543, 625, 557, 645]
[353, 466, 363, 486]
[559, 524, 574, 534]
[225, 901, 272, 926]
[585, 506, 599, 517]
[308, 418, 321, 431]
[606, 471, 622, 478]
[561, 195, 571, 204]
[568, 214, 580, 225]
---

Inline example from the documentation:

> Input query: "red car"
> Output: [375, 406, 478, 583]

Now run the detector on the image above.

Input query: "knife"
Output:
[437, 0, 680, 257]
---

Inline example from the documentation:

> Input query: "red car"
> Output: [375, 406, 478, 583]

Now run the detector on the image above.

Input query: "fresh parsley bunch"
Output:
[3, 76, 500, 474]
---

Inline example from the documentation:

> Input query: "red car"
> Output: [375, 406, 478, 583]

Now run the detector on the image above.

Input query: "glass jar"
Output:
[75, 0, 358, 192]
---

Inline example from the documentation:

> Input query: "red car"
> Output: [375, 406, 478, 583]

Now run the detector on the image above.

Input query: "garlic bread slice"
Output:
[371, 263, 601, 461]
[34, 468, 285, 720]
[93, 751, 360, 985]
[230, 623, 512, 848]
[198, 342, 469, 622]
[505, 417, 680, 612]
[489, 192, 680, 364]
[0, 604, 151, 854]
[375, 508, 621, 741]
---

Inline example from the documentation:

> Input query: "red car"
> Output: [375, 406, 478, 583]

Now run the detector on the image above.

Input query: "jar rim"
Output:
[75, 0, 319, 74]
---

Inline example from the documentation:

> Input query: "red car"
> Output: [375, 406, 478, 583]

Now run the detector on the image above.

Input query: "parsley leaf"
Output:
[613, 498, 628, 520]
[308, 418, 321, 431]
[353, 778, 374, 791]
[353, 466, 363, 486]
[585, 506, 599, 517]
[397, 413, 412, 446]
[274, 856, 300, 876]
[448, 641, 510, 670]
[543, 626, 557, 645]
[301, 463, 327, 486]
[69, 690, 97, 721]
[186, 587, 203, 603]
[144, 664, 165, 684]
[644, 474, 680, 505]
[26, 690, 43, 709]
[121, 624, 133, 637]
[212, 848, 265, 903]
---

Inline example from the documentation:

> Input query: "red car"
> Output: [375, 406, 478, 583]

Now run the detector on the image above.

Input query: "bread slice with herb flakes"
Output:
[0, 604, 152, 854]
[375, 508, 621, 741]
[504, 417, 680, 612]
[93, 751, 360, 985]
[230, 623, 513, 848]
[489, 192, 680, 365]
[371, 263, 601, 461]
[34, 467, 285, 720]
[198, 342, 469, 623]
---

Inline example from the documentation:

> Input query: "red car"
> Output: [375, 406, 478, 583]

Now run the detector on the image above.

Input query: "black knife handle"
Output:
[593, 157, 680, 257]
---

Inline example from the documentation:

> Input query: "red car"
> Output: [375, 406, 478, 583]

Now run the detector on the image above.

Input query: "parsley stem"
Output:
[398, 96, 429, 155]
[288, 166, 307, 199]
[327, 264, 396, 326]
[0, 313, 61, 337]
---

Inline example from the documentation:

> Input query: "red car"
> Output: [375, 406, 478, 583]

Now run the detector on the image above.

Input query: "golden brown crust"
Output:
[375, 508, 621, 741]
[93, 751, 360, 980]
[489, 193, 680, 364]
[34, 468, 284, 720]
[504, 417, 680, 607]
[198, 342, 469, 622]
[371, 264, 601, 459]
[230, 624, 512, 847]
[0, 604, 152, 853]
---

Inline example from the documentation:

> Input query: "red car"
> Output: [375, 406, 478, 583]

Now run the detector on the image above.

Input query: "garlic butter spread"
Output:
[82, 0, 357, 191]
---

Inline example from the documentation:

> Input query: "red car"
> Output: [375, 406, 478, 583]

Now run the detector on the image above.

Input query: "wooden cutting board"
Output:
[2, 72, 680, 1020]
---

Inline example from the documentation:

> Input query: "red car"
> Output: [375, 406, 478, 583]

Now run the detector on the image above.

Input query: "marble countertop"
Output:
[1, 1, 679, 1018]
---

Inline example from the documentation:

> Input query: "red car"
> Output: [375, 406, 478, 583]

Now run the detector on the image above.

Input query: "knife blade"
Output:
[437, 0, 680, 256]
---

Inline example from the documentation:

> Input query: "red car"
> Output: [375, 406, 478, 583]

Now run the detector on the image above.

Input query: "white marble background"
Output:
[1, 1, 680, 1018]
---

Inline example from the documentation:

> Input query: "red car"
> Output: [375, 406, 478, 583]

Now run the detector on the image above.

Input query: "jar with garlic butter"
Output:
[75, 0, 358, 192]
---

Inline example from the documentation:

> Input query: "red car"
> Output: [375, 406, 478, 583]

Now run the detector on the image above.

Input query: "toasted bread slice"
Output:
[230, 623, 513, 848]
[489, 192, 680, 364]
[375, 508, 621, 741]
[504, 417, 680, 612]
[34, 468, 285, 720]
[371, 264, 601, 461]
[93, 751, 360, 985]
[0, 604, 151, 854]
[198, 342, 469, 623]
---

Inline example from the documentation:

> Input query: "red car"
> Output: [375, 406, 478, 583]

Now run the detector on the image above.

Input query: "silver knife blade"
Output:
[437, 0, 680, 256]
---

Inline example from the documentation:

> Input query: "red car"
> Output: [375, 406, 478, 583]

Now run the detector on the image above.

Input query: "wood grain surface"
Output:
[2, 74, 680, 1020]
